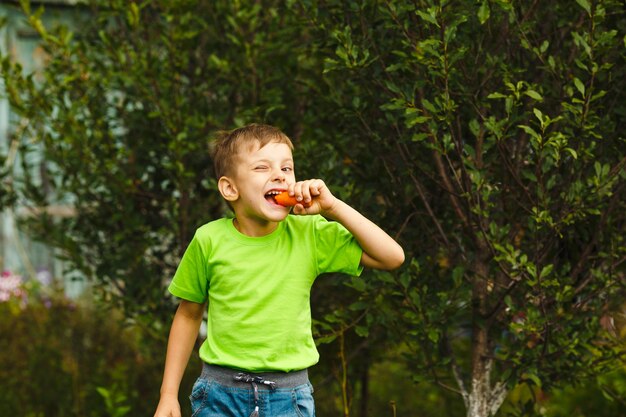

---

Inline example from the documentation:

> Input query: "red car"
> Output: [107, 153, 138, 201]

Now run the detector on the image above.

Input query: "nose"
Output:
[272, 168, 286, 182]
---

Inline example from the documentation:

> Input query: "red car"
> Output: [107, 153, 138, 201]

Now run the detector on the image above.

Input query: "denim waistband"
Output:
[200, 363, 309, 390]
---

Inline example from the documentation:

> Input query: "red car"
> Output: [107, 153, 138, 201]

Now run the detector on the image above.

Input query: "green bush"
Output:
[2, 1, 624, 416]
[0, 284, 201, 417]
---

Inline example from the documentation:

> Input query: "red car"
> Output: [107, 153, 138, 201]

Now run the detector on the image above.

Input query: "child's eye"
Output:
[254, 166, 269, 171]
[282, 167, 293, 172]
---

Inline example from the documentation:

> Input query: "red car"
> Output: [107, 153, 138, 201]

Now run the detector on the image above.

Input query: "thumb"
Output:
[292, 204, 307, 215]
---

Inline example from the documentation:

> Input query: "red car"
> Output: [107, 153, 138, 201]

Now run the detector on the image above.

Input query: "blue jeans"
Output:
[190, 364, 316, 417]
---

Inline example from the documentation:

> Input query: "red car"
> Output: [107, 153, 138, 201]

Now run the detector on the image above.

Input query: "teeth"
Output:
[265, 190, 283, 196]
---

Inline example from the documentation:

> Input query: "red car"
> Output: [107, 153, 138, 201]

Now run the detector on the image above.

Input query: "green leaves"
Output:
[96, 386, 131, 417]
[575, 0, 592, 15]
[126, 2, 140, 27]
[309, 0, 625, 410]
[525, 89, 543, 101]
[477, 0, 490, 25]
[1, 0, 314, 322]
[2, 1, 625, 415]
[574, 77, 586, 97]
[416, 7, 440, 27]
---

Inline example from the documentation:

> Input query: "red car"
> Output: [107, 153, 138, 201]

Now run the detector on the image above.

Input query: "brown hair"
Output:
[211, 123, 294, 179]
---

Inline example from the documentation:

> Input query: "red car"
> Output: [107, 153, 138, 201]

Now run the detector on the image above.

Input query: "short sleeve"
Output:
[168, 234, 209, 303]
[314, 217, 363, 277]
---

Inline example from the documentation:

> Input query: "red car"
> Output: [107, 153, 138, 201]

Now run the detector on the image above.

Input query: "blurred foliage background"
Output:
[1, 0, 625, 416]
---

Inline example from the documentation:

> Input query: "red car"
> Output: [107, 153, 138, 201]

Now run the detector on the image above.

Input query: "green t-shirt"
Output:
[168, 214, 363, 372]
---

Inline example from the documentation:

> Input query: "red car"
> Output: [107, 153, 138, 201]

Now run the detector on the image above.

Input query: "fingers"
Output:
[289, 179, 325, 205]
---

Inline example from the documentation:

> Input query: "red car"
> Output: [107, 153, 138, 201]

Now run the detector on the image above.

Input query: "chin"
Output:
[270, 212, 289, 222]
[265, 208, 290, 222]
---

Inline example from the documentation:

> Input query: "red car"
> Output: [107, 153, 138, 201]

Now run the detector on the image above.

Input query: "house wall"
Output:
[1, 2, 84, 297]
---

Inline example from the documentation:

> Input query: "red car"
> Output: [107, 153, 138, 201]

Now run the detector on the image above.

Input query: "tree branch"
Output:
[488, 381, 509, 416]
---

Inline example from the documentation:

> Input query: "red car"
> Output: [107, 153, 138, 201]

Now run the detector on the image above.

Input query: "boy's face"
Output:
[225, 140, 296, 227]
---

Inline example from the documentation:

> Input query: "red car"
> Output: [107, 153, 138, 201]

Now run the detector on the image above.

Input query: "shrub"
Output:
[0, 281, 200, 417]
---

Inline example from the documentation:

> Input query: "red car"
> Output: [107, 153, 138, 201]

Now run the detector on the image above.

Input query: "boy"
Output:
[154, 124, 404, 417]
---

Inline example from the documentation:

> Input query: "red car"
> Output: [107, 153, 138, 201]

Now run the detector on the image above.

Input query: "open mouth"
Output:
[264, 190, 284, 205]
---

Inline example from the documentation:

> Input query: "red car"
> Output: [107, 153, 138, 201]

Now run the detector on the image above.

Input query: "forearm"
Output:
[159, 300, 205, 397]
[290, 178, 404, 270]
[324, 199, 404, 270]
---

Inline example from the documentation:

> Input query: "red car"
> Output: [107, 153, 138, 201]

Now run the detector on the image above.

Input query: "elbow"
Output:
[362, 244, 405, 270]
[392, 248, 406, 270]
[383, 246, 405, 271]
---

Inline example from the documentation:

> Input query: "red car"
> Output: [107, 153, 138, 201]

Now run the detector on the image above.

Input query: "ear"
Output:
[218, 176, 239, 202]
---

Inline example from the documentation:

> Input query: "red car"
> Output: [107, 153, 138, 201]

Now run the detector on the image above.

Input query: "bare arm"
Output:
[291, 179, 405, 270]
[324, 199, 405, 270]
[154, 300, 205, 417]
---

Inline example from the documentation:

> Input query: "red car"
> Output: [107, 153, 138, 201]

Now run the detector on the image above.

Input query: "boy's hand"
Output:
[153, 393, 181, 417]
[289, 179, 338, 216]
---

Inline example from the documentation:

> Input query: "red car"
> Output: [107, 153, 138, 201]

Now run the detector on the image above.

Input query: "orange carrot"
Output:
[274, 191, 313, 208]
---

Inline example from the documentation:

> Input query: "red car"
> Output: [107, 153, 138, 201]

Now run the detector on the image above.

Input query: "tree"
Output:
[299, 0, 626, 416]
[0, 145, 17, 210]
[2, 1, 624, 416]
[1, 0, 313, 325]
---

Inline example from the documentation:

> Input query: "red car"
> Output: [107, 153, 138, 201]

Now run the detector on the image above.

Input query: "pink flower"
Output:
[0, 271, 25, 302]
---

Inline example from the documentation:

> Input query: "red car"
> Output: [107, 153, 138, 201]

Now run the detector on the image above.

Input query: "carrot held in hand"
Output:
[274, 191, 312, 208]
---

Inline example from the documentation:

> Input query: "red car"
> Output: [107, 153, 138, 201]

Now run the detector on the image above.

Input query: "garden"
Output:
[1, 1, 625, 416]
